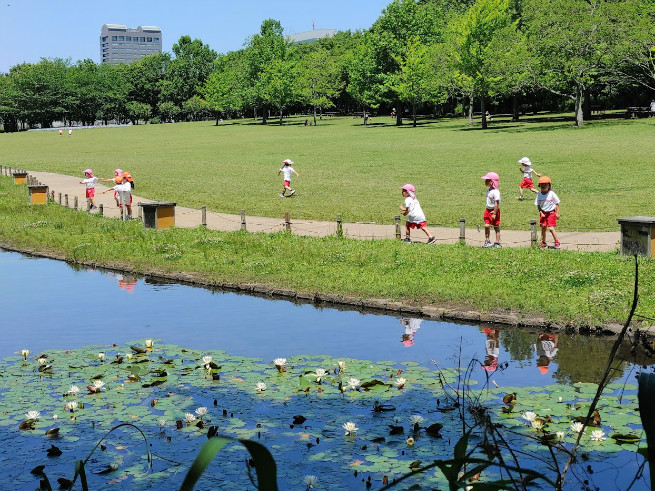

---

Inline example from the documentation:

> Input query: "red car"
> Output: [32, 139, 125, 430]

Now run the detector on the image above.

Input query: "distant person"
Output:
[517, 157, 541, 200]
[535, 333, 558, 374]
[59, 128, 62, 137]
[485, 111, 492, 122]
[650, 100, 655, 116]
[399, 184, 436, 244]
[535, 176, 561, 249]
[278, 159, 299, 197]
[68, 127, 72, 137]
[102, 172, 132, 218]
[304, 119, 309, 126]
[480, 172, 501, 248]
[100, 169, 123, 207]
[482, 328, 500, 372]
[400, 318, 422, 347]
[79, 168, 98, 211]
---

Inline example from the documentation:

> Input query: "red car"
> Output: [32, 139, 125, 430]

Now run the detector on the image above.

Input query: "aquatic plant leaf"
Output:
[610, 433, 641, 444]
[30, 465, 46, 475]
[46, 445, 62, 457]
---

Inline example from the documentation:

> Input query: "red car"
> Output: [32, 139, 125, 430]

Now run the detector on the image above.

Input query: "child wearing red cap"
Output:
[79, 169, 98, 210]
[481, 172, 501, 248]
[102, 173, 132, 218]
[399, 184, 436, 244]
[534, 176, 561, 249]
[100, 169, 123, 207]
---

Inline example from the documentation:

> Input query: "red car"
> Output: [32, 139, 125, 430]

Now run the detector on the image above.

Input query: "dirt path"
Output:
[27, 171, 620, 251]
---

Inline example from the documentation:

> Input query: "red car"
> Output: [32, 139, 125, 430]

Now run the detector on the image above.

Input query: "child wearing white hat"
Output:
[278, 159, 299, 197]
[517, 157, 541, 200]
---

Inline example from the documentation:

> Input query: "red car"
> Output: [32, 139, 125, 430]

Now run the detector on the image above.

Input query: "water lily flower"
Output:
[273, 358, 287, 372]
[342, 421, 358, 436]
[157, 419, 167, 428]
[126, 353, 133, 360]
[66, 401, 79, 412]
[406, 437, 415, 445]
[315, 368, 327, 382]
[395, 377, 406, 389]
[21, 349, 30, 360]
[347, 378, 361, 390]
[195, 407, 208, 418]
[590, 430, 606, 442]
[202, 356, 212, 368]
[556, 431, 565, 440]
[98, 352, 105, 361]
[53, 414, 58, 420]
[571, 421, 585, 433]
[37, 357, 47, 366]
[531, 420, 544, 430]
[184, 413, 196, 424]
[145, 339, 154, 349]
[337, 361, 346, 372]
[522, 411, 537, 422]
[68, 385, 80, 395]
[410, 415, 425, 426]
[92, 380, 105, 391]
[304, 475, 318, 489]
[26, 410, 40, 420]
[557, 396, 563, 403]
[255, 382, 267, 392]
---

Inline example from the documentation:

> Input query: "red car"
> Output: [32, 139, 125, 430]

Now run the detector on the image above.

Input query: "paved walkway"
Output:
[26, 171, 620, 251]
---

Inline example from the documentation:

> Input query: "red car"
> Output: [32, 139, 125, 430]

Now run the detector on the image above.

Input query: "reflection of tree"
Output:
[499, 329, 534, 363]
[550, 336, 625, 386]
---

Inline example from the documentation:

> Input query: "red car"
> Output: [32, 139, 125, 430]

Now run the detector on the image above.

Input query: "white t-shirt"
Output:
[522, 165, 534, 179]
[82, 176, 98, 189]
[535, 190, 560, 212]
[280, 166, 295, 181]
[404, 196, 426, 223]
[404, 319, 422, 335]
[485, 189, 501, 209]
[112, 182, 132, 194]
[536, 340, 558, 359]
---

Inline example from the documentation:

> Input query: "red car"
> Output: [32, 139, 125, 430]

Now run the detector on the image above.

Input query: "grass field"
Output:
[2, 113, 654, 231]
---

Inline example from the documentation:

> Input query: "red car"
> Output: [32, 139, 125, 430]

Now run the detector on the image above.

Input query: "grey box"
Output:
[617, 216, 655, 257]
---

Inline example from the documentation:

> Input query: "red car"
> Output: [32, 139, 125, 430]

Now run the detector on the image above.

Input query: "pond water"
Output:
[0, 249, 650, 490]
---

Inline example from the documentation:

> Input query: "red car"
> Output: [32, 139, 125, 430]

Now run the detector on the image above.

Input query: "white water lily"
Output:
[395, 377, 406, 389]
[157, 419, 167, 428]
[66, 401, 79, 411]
[202, 356, 212, 368]
[255, 382, 267, 392]
[92, 380, 105, 390]
[37, 357, 47, 366]
[184, 413, 196, 424]
[68, 385, 80, 395]
[410, 415, 425, 426]
[26, 410, 40, 420]
[145, 339, 154, 349]
[304, 475, 318, 488]
[557, 396, 563, 403]
[571, 421, 585, 433]
[195, 407, 208, 418]
[590, 430, 606, 442]
[97, 352, 105, 361]
[521, 411, 537, 422]
[347, 378, 361, 390]
[337, 361, 346, 371]
[315, 368, 327, 382]
[406, 437, 415, 445]
[531, 420, 544, 430]
[556, 431, 565, 440]
[273, 358, 287, 372]
[342, 421, 358, 436]
[21, 349, 30, 360]
[126, 353, 133, 360]
[53, 414, 58, 420]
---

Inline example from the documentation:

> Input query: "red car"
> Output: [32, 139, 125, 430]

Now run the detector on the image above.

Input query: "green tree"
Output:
[125, 101, 151, 125]
[183, 95, 209, 121]
[391, 38, 435, 127]
[124, 53, 170, 115]
[96, 63, 128, 124]
[157, 101, 180, 123]
[297, 48, 344, 125]
[259, 58, 299, 125]
[202, 52, 248, 124]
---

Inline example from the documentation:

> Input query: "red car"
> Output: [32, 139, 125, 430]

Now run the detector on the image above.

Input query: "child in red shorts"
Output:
[517, 157, 541, 200]
[80, 168, 98, 210]
[481, 172, 501, 248]
[399, 184, 436, 244]
[535, 176, 561, 249]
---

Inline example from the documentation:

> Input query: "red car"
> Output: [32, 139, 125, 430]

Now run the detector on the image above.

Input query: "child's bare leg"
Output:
[421, 226, 432, 238]
[530, 187, 538, 194]
[126, 205, 132, 216]
[494, 226, 501, 243]
[405, 224, 411, 239]
[484, 224, 491, 241]
[518, 185, 523, 198]
[548, 226, 559, 242]
[541, 227, 547, 243]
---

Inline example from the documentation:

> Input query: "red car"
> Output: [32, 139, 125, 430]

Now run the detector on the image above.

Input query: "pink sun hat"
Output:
[481, 172, 499, 181]
[83, 168, 93, 177]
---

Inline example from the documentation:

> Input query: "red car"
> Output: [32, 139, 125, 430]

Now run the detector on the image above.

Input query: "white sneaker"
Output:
[483, 241, 492, 248]
[279, 193, 285, 197]
[289, 190, 295, 196]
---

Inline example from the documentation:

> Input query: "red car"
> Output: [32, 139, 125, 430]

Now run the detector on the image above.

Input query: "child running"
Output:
[481, 172, 501, 248]
[278, 159, 299, 197]
[399, 184, 436, 244]
[535, 176, 561, 249]
[102, 172, 132, 218]
[100, 169, 123, 206]
[517, 157, 541, 200]
[79, 168, 98, 210]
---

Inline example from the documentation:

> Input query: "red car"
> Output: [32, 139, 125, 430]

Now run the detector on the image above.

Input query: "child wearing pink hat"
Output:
[399, 184, 436, 244]
[79, 169, 98, 210]
[481, 172, 501, 248]
[100, 169, 123, 207]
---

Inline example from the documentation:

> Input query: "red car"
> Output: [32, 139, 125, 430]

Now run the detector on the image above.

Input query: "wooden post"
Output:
[459, 218, 466, 243]
[58, 192, 62, 205]
[285, 211, 291, 232]
[530, 219, 537, 247]
[137, 205, 142, 220]
[336, 214, 343, 237]
[50, 190, 54, 202]
[73, 196, 78, 210]
[395, 215, 401, 240]
[201, 205, 207, 227]
[241, 209, 246, 230]
[64, 194, 69, 207]
[86, 198, 91, 212]
[99, 204, 104, 216]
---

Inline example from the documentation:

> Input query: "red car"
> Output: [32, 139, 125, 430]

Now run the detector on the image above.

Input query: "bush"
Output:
[150, 117, 161, 125]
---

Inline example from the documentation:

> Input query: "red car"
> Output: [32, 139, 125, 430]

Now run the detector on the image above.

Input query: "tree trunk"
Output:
[467, 94, 473, 126]
[412, 101, 417, 128]
[279, 108, 283, 125]
[215, 114, 220, 126]
[396, 102, 403, 126]
[574, 85, 584, 127]
[512, 95, 520, 122]
[261, 106, 267, 124]
[480, 93, 487, 130]
[583, 89, 591, 120]
[313, 104, 317, 126]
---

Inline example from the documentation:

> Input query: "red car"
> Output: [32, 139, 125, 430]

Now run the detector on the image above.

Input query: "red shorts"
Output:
[483, 208, 500, 226]
[540, 211, 557, 227]
[86, 188, 95, 198]
[520, 177, 534, 189]
[407, 221, 427, 229]
[284, 180, 291, 187]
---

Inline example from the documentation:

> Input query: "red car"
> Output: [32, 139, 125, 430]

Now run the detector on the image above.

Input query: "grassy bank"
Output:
[2, 177, 653, 327]
[1, 114, 654, 230]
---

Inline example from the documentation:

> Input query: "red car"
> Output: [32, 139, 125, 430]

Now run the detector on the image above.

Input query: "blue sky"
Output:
[0, 1, 391, 73]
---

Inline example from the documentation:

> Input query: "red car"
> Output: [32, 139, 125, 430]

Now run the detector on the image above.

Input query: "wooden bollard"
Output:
[58, 193, 62, 205]
[86, 198, 91, 211]
[99, 204, 104, 216]
[50, 190, 55, 202]
[201, 205, 207, 227]
[241, 209, 246, 231]
[336, 214, 343, 238]
[285, 211, 291, 232]
[530, 219, 537, 247]
[459, 218, 466, 243]
[65, 194, 69, 207]
[137, 205, 142, 219]
[395, 215, 401, 240]
[73, 196, 78, 210]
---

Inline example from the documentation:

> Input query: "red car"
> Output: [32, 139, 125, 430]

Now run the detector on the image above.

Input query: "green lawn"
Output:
[1, 113, 653, 231]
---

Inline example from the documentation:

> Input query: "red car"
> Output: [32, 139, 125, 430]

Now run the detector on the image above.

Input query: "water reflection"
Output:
[400, 318, 421, 347]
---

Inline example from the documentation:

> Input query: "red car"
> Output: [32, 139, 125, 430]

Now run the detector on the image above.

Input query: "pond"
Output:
[0, 249, 650, 490]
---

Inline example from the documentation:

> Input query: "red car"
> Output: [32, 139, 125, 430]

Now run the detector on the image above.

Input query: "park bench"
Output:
[626, 106, 651, 118]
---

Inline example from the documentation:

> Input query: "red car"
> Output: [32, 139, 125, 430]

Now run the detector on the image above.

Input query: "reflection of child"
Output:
[482, 328, 500, 372]
[517, 157, 541, 200]
[535, 176, 561, 249]
[480, 172, 501, 248]
[399, 184, 436, 244]
[278, 159, 299, 197]
[400, 318, 422, 347]
[79, 168, 98, 210]
[535, 333, 558, 374]
[118, 274, 137, 293]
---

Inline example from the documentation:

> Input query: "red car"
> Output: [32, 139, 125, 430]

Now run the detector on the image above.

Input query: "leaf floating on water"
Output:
[408, 460, 422, 470]
[158, 356, 175, 364]
[57, 477, 73, 489]
[19, 419, 36, 430]
[90, 374, 104, 380]
[94, 464, 118, 475]
[45, 428, 59, 437]
[361, 380, 386, 390]
[142, 380, 165, 388]
[372, 403, 395, 412]
[425, 423, 444, 438]
[388, 424, 404, 435]
[46, 444, 62, 457]
[371, 437, 386, 443]
[611, 433, 641, 444]
[130, 346, 147, 354]
[30, 465, 45, 475]
[502, 393, 517, 404]
[292, 415, 307, 425]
